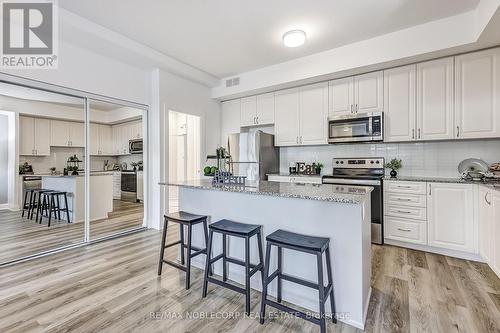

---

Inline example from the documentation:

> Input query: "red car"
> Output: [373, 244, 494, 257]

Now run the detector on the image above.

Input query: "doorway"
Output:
[168, 111, 201, 212]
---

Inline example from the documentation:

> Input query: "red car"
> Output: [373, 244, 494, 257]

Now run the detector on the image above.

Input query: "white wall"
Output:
[0, 114, 9, 204]
[280, 139, 500, 178]
[148, 69, 221, 229]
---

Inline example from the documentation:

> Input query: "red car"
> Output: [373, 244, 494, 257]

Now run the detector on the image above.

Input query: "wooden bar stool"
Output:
[202, 219, 264, 315]
[259, 229, 336, 333]
[158, 211, 210, 290]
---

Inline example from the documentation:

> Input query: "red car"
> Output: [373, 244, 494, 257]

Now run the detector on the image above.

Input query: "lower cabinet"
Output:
[427, 183, 475, 253]
[112, 172, 121, 200]
[384, 180, 478, 259]
[479, 187, 500, 277]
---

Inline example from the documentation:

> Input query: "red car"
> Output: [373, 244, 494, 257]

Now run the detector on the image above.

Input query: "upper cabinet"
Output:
[275, 82, 328, 146]
[50, 120, 84, 147]
[455, 48, 500, 139]
[417, 57, 454, 141]
[384, 65, 417, 142]
[221, 99, 241, 148]
[90, 124, 113, 156]
[19, 116, 50, 156]
[240, 93, 274, 127]
[329, 71, 383, 117]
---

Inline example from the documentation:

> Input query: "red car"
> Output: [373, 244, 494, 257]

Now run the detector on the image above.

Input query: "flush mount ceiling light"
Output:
[283, 30, 306, 48]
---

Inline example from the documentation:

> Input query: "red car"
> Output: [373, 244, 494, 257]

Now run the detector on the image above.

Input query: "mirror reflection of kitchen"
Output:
[88, 100, 145, 240]
[1, 82, 86, 264]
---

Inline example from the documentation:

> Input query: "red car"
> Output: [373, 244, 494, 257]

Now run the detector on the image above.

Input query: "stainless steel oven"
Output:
[121, 171, 137, 202]
[129, 139, 143, 154]
[328, 112, 383, 143]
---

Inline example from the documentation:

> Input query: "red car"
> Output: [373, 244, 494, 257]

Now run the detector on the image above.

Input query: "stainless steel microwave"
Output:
[328, 112, 383, 143]
[129, 139, 143, 154]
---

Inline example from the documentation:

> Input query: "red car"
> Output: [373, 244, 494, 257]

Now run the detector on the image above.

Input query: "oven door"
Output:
[328, 116, 373, 143]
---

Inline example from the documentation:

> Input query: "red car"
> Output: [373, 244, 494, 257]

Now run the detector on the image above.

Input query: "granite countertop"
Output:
[25, 171, 116, 178]
[159, 179, 373, 204]
[384, 175, 500, 191]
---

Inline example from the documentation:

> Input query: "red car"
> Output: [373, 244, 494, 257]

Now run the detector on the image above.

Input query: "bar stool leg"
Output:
[63, 193, 71, 223]
[157, 218, 169, 275]
[22, 191, 29, 217]
[222, 233, 227, 282]
[179, 224, 185, 265]
[277, 246, 283, 303]
[35, 193, 42, 223]
[317, 252, 326, 333]
[28, 191, 35, 219]
[325, 247, 337, 324]
[259, 242, 272, 324]
[202, 219, 212, 276]
[256, 231, 265, 289]
[56, 195, 61, 220]
[202, 230, 214, 298]
[244, 236, 251, 315]
[185, 224, 193, 290]
[48, 195, 55, 227]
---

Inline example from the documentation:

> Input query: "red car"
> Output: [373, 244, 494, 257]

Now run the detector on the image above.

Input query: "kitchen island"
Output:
[160, 179, 373, 329]
[41, 173, 113, 223]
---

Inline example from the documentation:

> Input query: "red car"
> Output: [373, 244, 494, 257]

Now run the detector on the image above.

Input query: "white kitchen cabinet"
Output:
[455, 47, 500, 139]
[491, 191, 500, 275]
[90, 124, 113, 155]
[50, 120, 84, 148]
[221, 99, 241, 148]
[478, 186, 492, 263]
[240, 93, 275, 127]
[427, 182, 475, 253]
[417, 57, 454, 141]
[329, 77, 354, 117]
[385, 216, 427, 245]
[19, 116, 50, 156]
[112, 172, 121, 200]
[354, 71, 384, 114]
[129, 121, 142, 139]
[299, 82, 328, 145]
[383, 65, 417, 142]
[329, 71, 383, 117]
[112, 123, 133, 155]
[275, 88, 300, 146]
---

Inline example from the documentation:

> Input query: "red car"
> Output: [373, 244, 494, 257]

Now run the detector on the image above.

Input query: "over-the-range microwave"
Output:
[129, 139, 143, 154]
[328, 112, 383, 144]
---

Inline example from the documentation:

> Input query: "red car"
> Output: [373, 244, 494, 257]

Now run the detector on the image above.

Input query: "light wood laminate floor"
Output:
[1, 227, 499, 333]
[0, 200, 143, 264]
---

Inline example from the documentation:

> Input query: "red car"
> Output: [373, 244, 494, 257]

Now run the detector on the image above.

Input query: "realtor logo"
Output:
[1, 0, 58, 68]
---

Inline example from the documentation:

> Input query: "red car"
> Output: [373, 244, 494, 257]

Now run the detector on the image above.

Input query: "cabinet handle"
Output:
[412, 129, 415, 139]
[418, 128, 421, 139]
[396, 185, 411, 189]
[486, 192, 491, 205]
[397, 228, 412, 232]
[300, 136, 303, 144]
[256, 116, 259, 124]
[396, 198, 411, 201]
[457, 126, 460, 137]
[355, 104, 358, 113]
[428, 184, 432, 196]
[350, 104, 353, 113]
[396, 210, 412, 214]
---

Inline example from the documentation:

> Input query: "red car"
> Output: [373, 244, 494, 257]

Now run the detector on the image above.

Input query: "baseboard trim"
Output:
[384, 239, 483, 262]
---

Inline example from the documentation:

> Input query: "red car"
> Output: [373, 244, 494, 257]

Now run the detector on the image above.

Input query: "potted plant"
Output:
[67, 166, 79, 176]
[131, 162, 138, 171]
[313, 162, 324, 175]
[385, 158, 402, 178]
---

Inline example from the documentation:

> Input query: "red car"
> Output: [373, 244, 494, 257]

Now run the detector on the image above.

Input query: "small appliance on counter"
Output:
[458, 158, 492, 181]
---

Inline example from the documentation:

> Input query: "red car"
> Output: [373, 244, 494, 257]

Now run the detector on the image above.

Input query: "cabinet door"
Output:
[134, 121, 143, 139]
[329, 77, 354, 117]
[34, 118, 50, 156]
[121, 124, 132, 154]
[221, 99, 241, 148]
[455, 48, 500, 139]
[256, 92, 274, 125]
[299, 82, 328, 145]
[112, 126, 121, 155]
[417, 57, 454, 141]
[89, 123, 100, 155]
[492, 191, 500, 275]
[99, 125, 113, 155]
[50, 120, 70, 147]
[427, 183, 475, 253]
[384, 65, 417, 142]
[240, 96, 256, 127]
[69, 122, 85, 147]
[19, 116, 35, 155]
[478, 187, 492, 262]
[274, 88, 300, 146]
[354, 71, 383, 113]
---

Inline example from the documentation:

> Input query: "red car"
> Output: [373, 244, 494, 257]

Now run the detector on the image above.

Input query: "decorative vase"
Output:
[390, 169, 397, 178]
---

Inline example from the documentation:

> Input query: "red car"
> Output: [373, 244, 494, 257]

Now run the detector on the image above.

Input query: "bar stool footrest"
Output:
[161, 259, 187, 272]
[263, 299, 321, 325]
[206, 276, 246, 295]
[281, 273, 319, 290]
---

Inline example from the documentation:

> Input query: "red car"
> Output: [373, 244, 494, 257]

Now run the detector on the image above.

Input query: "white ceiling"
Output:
[59, 0, 480, 78]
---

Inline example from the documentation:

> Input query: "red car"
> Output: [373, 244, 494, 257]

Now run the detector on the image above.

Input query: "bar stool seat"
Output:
[266, 229, 329, 252]
[208, 219, 261, 236]
[158, 211, 210, 290]
[260, 229, 336, 333]
[202, 219, 264, 315]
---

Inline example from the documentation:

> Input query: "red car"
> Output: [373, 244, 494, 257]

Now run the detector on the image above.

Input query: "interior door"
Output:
[299, 82, 329, 145]
[417, 57, 454, 140]
[274, 88, 300, 146]
[384, 65, 417, 142]
[354, 71, 383, 113]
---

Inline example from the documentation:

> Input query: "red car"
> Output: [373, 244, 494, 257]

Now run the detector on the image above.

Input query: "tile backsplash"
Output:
[280, 139, 500, 178]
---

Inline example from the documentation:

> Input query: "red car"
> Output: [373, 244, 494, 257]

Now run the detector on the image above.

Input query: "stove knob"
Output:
[340, 161, 344, 164]
[370, 161, 374, 164]
[336, 161, 339, 164]
[375, 161, 380, 164]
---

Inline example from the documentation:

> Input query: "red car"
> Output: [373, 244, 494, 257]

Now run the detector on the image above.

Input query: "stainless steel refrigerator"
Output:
[227, 131, 280, 181]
